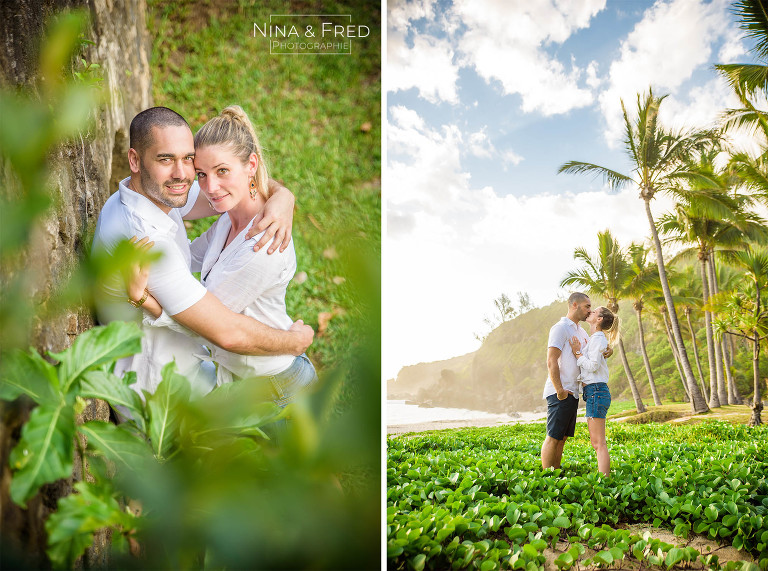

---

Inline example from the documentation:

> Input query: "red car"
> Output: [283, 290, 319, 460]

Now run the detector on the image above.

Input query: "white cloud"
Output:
[467, 128, 495, 158]
[388, 0, 437, 32]
[718, 26, 748, 62]
[387, 28, 460, 104]
[599, 0, 732, 145]
[502, 149, 524, 168]
[450, 0, 606, 116]
[383, 105, 675, 379]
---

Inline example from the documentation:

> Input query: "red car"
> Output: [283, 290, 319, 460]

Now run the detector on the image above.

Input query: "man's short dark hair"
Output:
[129, 107, 189, 154]
[568, 292, 589, 305]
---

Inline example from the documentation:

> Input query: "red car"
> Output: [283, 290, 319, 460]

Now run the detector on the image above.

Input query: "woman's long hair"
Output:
[194, 105, 269, 200]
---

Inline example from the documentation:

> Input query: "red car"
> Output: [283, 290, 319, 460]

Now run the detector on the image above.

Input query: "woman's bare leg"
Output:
[587, 417, 610, 476]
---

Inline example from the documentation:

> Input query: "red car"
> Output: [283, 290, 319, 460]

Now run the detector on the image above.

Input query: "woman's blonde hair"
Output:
[597, 306, 621, 346]
[194, 105, 269, 200]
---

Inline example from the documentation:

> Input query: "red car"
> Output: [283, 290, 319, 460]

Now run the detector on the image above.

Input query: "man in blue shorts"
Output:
[541, 292, 609, 469]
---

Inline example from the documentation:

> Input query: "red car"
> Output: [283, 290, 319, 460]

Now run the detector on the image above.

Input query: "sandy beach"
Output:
[386, 414, 548, 435]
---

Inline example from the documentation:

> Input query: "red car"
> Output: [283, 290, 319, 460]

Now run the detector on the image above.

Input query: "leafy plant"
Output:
[388, 422, 768, 570]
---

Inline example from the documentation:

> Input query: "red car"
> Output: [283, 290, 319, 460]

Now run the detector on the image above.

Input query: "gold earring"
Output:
[249, 177, 257, 200]
[207, 198, 214, 209]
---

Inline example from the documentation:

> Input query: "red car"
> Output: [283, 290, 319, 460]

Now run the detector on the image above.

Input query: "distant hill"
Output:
[387, 297, 757, 413]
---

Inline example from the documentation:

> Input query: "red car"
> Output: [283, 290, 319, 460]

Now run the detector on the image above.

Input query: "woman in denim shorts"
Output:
[567, 306, 620, 476]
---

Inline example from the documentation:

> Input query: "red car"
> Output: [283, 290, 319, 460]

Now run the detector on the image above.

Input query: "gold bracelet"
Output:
[128, 288, 149, 308]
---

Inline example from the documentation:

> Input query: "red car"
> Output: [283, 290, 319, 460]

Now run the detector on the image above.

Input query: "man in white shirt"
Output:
[93, 106, 314, 395]
[540, 292, 592, 470]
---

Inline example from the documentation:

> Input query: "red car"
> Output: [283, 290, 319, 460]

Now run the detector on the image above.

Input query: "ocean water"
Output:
[386, 400, 546, 426]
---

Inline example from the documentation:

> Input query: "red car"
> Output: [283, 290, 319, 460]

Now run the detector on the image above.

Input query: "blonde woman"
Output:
[568, 306, 620, 476]
[131, 106, 317, 408]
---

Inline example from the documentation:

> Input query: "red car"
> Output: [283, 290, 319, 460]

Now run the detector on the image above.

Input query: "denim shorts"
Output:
[269, 353, 318, 408]
[583, 382, 611, 419]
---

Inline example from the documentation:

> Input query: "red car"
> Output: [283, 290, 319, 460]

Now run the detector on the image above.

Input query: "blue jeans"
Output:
[583, 382, 611, 419]
[269, 353, 318, 408]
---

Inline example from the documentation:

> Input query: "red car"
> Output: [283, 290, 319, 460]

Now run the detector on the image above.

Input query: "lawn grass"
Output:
[146, 0, 381, 379]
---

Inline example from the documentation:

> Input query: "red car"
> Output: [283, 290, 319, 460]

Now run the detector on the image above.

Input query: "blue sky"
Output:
[383, 0, 760, 380]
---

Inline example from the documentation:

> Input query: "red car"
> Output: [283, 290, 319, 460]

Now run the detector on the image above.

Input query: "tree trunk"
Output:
[684, 306, 708, 402]
[617, 337, 646, 413]
[707, 253, 728, 404]
[701, 257, 720, 408]
[726, 334, 744, 404]
[663, 309, 689, 402]
[644, 199, 708, 412]
[635, 304, 661, 405]
[749, 337, 763, 426]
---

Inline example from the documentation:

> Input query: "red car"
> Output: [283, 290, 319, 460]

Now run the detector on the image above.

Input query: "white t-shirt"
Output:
[92, 178, 212, 395]
[576, 330, 609, 385]
[542, 316, 590, 399]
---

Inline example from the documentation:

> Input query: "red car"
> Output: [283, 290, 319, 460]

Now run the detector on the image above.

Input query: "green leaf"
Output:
[704, 505, 719, 522]
[50, 322, 142, 393]
[552, 516, 570, 528]
[594, 551, 613, 565]
[45, 480, 135, 569]
[78, 421, 153, 472]
[80, 370, 146, 430]
[554, 553, 574, 569]
[9, 402, 74, 507]
[665, 547, 684, 568]
[0, 348, 61, 405]
[506, 506, 521, 525]
[146, 362, 191, 458]
[409, 553, 426, 571]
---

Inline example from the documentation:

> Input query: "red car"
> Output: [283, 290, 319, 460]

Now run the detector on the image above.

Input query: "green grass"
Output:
[146, 0, 381, 377]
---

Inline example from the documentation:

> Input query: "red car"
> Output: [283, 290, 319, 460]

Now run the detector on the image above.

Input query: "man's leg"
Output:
[541, 435, 562, 469]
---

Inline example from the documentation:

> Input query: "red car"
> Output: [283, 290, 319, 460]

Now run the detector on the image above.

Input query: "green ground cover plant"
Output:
[387, 422, 768, 570]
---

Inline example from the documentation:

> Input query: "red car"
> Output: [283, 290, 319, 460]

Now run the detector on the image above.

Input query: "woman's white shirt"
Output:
[147, 212, 296, 383]
[576, 330, 609, 385]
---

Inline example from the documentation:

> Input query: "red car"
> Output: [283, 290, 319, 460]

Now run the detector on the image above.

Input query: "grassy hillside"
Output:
[393, 296, 764, 413]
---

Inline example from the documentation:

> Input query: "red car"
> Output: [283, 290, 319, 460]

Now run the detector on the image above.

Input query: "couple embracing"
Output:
[541, 293, 620, 476]
[93, 105, 317, 417]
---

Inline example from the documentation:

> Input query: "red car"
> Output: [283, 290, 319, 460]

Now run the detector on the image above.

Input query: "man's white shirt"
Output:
[92, 178, 213, 395]
[542, 316, 590, 399]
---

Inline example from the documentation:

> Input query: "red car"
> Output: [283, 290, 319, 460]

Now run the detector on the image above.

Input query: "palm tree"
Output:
[711, 264, 747, 404]
[716, 0, 768, 144]
[559, 90, 710, 413]
[561, 230, 647, 413]
[657, 190, 749, 408]
[709, 245, 768, 426]
[625, 242, 663, 406]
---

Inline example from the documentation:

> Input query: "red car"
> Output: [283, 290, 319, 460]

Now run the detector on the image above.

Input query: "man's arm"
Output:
[547, 346, 570, 400]
[245, 180, 294, 253]
[172, 292, 313, 356]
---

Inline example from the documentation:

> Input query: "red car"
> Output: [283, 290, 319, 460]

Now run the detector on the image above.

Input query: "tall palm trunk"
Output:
[644, 198, 708, 412]
[700, 255, 720, 408]
[726, 334, 744, 404]
[662, 307, 690, 402]
[707, 252, 728, 404]
[723, 338, 739, 404]
[606, 300, 646, 413]
[709, 251, 742, 404]
[749, 281, 763, 427]
[617, 338, 647, 413]
[749, 336, 763, 426]
[634, 302, 661, 405]
[683, 305, 708, 402]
